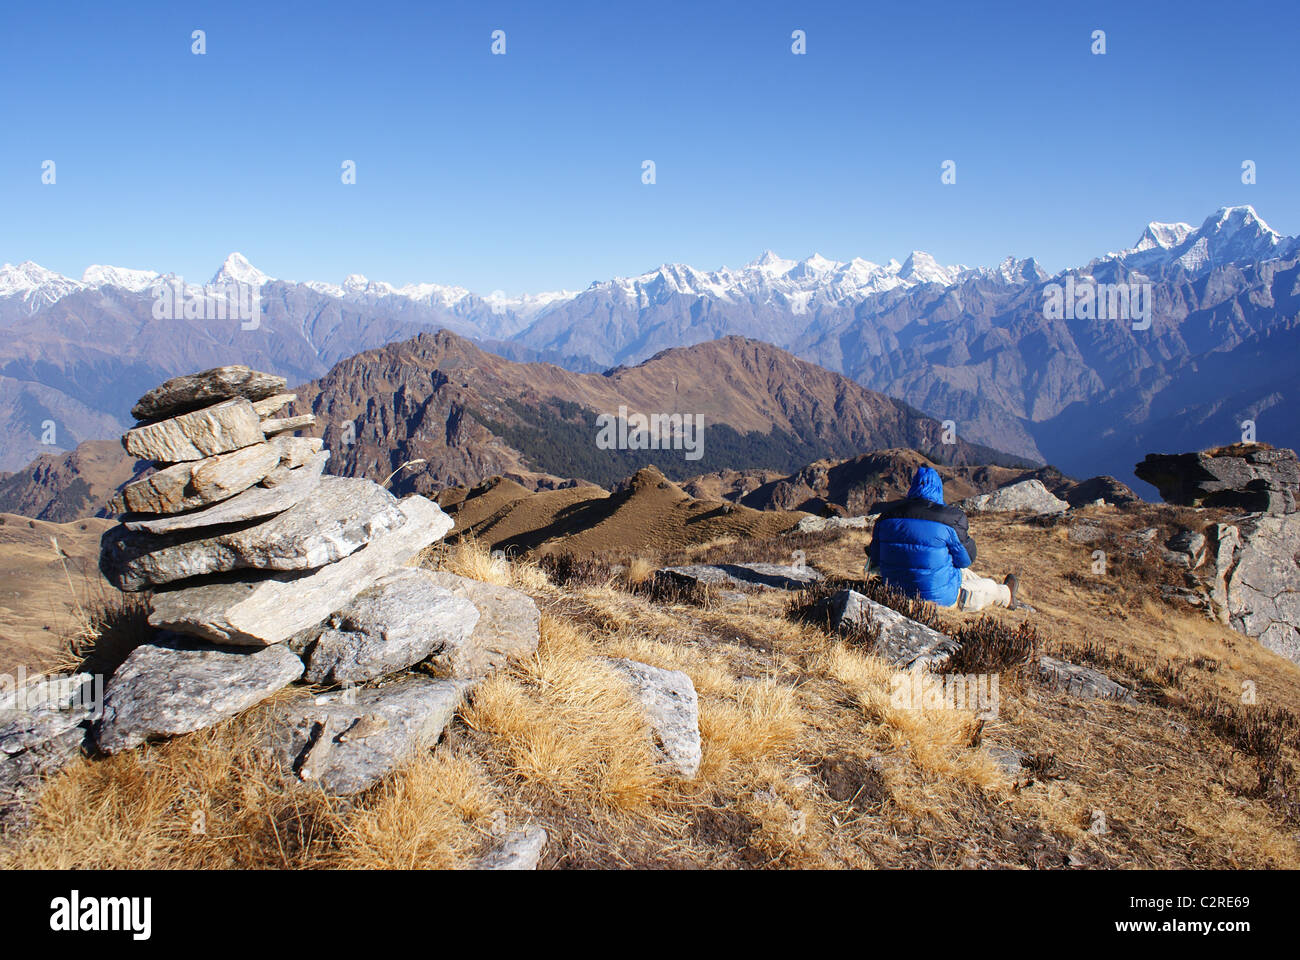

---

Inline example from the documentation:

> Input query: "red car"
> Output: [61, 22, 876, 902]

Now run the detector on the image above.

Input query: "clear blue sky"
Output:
[2, 0, 1297, 294]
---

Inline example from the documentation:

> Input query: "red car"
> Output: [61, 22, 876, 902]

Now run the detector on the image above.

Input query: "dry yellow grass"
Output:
[4, 512, 1299, 870]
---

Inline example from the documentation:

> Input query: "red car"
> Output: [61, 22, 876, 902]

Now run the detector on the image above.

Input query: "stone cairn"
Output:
[3, 366, 705, 850]
[83, 365, 543, 796]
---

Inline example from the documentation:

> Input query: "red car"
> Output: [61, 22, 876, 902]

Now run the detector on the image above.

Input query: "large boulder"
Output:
[147, 495, 454, 646]
[94, 638, 305, 754]
[121, 398, 265, 462]
[263, 677, 471, 796]
[131, 365, 287, 422]
[822, 588, 959, 670]
[1212, 513, 1300, 663]
[291, 569, 481, 685]
[102, 476, 407, 590]
[608, 658, 702, 779]
[1135, 444, 1300, 514]
[960, 479, 1068, 515]
[0, 673, 98, 756]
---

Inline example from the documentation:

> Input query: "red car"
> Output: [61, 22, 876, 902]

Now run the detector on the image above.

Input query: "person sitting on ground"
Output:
[865, 465, 1018, 611]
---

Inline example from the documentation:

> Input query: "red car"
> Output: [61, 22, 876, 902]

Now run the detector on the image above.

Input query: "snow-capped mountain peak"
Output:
[0, 261, 83, 309]
[211, 252, 274, 288]
[82, 264, 162, 291]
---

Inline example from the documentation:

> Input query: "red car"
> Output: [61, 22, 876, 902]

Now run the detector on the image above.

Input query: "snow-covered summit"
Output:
[210, 252, 274, 288]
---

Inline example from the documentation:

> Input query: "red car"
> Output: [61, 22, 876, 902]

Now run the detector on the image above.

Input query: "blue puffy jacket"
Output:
[867, 466, 977, 607]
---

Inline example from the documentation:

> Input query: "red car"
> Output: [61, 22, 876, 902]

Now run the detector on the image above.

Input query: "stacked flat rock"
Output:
[90, 366, 541, 800]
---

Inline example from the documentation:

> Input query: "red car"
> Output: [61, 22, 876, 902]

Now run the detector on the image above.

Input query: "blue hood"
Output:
[908, 466, 945, 505]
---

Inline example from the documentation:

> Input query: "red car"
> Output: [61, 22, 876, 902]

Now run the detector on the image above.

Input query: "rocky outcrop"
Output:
[960, 479, 1068, 516]
[1135, 444, 1300, 514]
[1210, 513, 1300, 663]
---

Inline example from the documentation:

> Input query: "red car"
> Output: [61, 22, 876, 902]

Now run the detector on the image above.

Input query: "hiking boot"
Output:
[1004, 573, 1019, 610]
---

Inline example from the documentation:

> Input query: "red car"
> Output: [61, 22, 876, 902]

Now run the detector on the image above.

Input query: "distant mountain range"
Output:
[0, 334, 1026, 520]
[3, 205, 1296, 493]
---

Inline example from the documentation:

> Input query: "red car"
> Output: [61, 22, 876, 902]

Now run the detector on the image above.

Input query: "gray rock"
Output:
[147, 495, 454, 646]
[120, 441, 280, 515]
[102, 476, 406, 591]
[122, 398, 265, 462]
[1218, 513, 1300, 663]
[1136, 445, 1300, 514]
[0, 724, 86, 835]
[657, 562, 822, 591]
[987, 745, 1030, 788]
[123, 452, 329, 534]
[1209, 523, 1242, 621]
[94, 639, 304, 754]
[1068, 522, 1106, 544]
[0, 673, 99, 756]
[252, 393, 296, 417]
[419, 571, 541, 678]
[824, 589, 959, 670]
[1165, 529, 1208, 569]
[264, 677, 471, 796]
[791, 515, 871, 534]
[130, 365, 286, 421]
[473, 826, 548, 870]
[118, 435, 322, 515]
[608, 658, 701, 779]
[292, 569, 480, 685]
[261, 414, 315, 436]
[1037, 656, 1133, 701]
[1126, 527, 1159, 544]
[960, 479, 1068, 515]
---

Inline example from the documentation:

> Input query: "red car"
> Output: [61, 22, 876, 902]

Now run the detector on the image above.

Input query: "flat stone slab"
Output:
[0, 724, 86, 835]
[292, 569, 480, 685]
[131, 365, 287, 421]
[608, 658, 702, 779]
[94, 638, 304, 754]
[791, 515, 871, 534]
[119, 435, 322, 515]
[657, 562, 823, 591]
[123, 452, 329, 534]
[473, 826, 548, 870]
[252, 393, 296, 417]
[123, 397, 266, 463]
[264, 677, 471, 796]
[419, 571, 541, 679]
[102, 476, 406, 591]
[148, 495, 454, 646]
[826, 589, 959, 670]
[261, 414, 315, 436]
[1037, 656, 1133, 701]
[0, 673, 98, 756]
[960, 479, 1068, 515]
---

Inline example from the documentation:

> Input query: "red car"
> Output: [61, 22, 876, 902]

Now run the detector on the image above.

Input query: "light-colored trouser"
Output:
[954, 569, 1012, 612]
